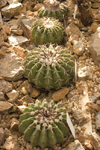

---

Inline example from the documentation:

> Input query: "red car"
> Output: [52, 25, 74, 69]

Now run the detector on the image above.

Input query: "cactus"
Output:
[19, 99, 69, 149]
[31, 17, 64, 45]
[24, 44, 75, 90]
[38, 0, 67, 21]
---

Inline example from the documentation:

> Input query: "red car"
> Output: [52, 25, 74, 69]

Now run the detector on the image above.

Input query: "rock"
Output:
[0, 0, 7, 9]
[0, 128, 5, 146]
[17, 95, 34, 105]
[2, 135, 20, 150]
[66, 140, 85, 150]
[90, 132, 100, 150]
[8, 35, 29, 46]
[72, 40, 85, 55]
[0, 92, 5, 101]
[96, 111, 100, 130]
[0, 101, 13, 111]
[6, 90, 19, 102]
[86, 102, 100, 111]
[11, 46, 28, 58]
[20, 17, 36, 40]
[65, 23, 81, 37]
[72, 109, 90, 125]
[0, 50, 5, 58]
[88, 27, 100, 67]
[33, 3, 43, 11]
[17, 105, 27, 112]
[1, 3, 22, 19]
[84, 142, 93, 150]
[52, 87, 69, 102]
[91, 2, 100, 9]
[30, 87, 40, 98]
[0, 80, 12, 93]
[0, 12, 3, 25]
[78, 66, 90, 80]
[0, 53, 24, 81]
[21, 86, 29, 95]
[7, 0, 23, 4]
[10, 118, 19, 130]
[12, 29, 23, 35]
[18, 80, 33, 93]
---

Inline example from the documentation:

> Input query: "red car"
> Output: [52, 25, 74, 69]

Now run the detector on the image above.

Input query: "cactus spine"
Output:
[31, 17, 64, 45]
[24, 44, 75, 90]
[38, 0, 67, 21]
[19, 99, 69, 149]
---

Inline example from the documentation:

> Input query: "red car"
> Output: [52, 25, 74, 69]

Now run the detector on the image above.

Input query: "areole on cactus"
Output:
[19, 99, 69, 149]
[38, 0, 67, 21]
[31, 17, 64, 45]
[24, 44, 75, 90]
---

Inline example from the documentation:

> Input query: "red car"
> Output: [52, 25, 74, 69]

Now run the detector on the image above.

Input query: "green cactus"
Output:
[38, 0, 67, 21]
[24, 44, 75, 90]
[19, 99, 69, 149]
[31, 17, 64, 45]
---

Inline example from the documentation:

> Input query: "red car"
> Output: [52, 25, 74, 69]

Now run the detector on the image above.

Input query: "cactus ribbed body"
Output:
[31, 17, 64, 45]
[19, 99, 69, 149]
[38, 0, 67, 21]
[24, 45, 75, 90]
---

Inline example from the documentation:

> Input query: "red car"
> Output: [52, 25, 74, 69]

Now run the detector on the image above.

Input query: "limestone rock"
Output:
[86, 102, 100, 111]
[8, 35, 29, 46]
[0, 80, 12, 93]
[0, 0, 7, 9]
[78, 66, 90, 80]
[6, 90, 19, 102]
[0, 128, 5, 146]
[1, 3, 22, 19]
[66, 140, 85, 150]
[0, 101, 13, 111]
[0, 53, 24, 81]
[17, 95, 34, 105]
[96, 111, 100, 130]
[0, 12, 3, 25]
[52, 87, 69, 102]
[88, 27, 100, 67]
[11, 46, 28, 58]
[90, 132, 100, 150]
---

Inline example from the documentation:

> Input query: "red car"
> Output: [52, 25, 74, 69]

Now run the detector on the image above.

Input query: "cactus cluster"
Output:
[19, 99, 69, 149]
[31, 17, 64, 45]
[38, 0, 67, 21]
[24, 44, 75, 90]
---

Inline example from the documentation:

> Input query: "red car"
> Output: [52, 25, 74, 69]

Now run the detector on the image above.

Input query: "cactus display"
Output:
[19, 99, 69, 149]
[31, 17, 64, 45]
[38, 0, 67, 21]
[24, 44, 75, 90]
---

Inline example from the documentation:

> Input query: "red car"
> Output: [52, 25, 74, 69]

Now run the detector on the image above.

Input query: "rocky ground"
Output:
[0, 0, 100, 150]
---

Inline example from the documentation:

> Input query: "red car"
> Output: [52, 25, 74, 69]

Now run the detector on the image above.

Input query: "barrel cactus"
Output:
[38, 0, 67, 21]
[19, 99, 69, 149]
[24, 45, 75, 90]
[31, 17, 64, 45]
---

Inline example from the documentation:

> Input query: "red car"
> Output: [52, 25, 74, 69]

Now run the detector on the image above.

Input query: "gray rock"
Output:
[0, 101, 13, 111]
[0, 53, 24, 81]
[0, 128, 5, 146]
[72, 40, 85, 56]
[20, 17, 36, 40]
[8, 35, 29, 46]
[90, 132, 100, 150]
[10, 118, 19, 130]
[66, 140, 85, 150]
[88, 27, 100, 67]
[0, 92, 5, 101]
[6, 90, 19, 101]
[0, 80, 12, 93]
[96, 111, 100, 130]
[7, 0, 23, 4]
[1, 3, 22, 19]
